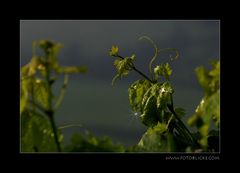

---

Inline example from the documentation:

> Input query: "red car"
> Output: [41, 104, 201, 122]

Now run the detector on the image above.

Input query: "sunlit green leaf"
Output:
[188, 60, 220, 149]
[33, 79, 49, 109]
[32, 120, 44, 146]
[109, 45, 119, 56]
[39, 40, 55, 51]
[114, 59, 130, 75]
[209, 60, 220, 78]
[29, 57, 38, 76]
[130, 54, 136, 60]
[154, 63, 172, 80]
[111, 56, 135, 85]
[39, 40, 63, 57]
[195, 67, 210, 94]
[156, 91, 168, 110]
[144, 82, 173, 111]
[21, 64, 30, 77]
[21, 39, 88, 153]
[138, 123, 176, 152]
[128, 79, 152, 112]
[134, 82, 174, 127]
[188, 90, 220, 129]
[21, 112, 61, 152]
[147, 122, 167, 134]
[195, 61, 219, 97]
[140, 95, 159, 127]
[20, 79, 29, 115]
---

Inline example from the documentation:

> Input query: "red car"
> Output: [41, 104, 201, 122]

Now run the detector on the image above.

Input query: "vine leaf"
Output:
[132, 82, 174, 127]
[128, 79, 152, 112]
[109, 45, 119, 56]
[188, 60, 220, 149]
[111, 55, 136, 85]
[20, 79, 29, 114]
[138, 122, 176, 152]
[140, 95, 159, 127]
[21, 39, 87, 152]
[21, 111, 62, 152]
[154, 63, 172, 80]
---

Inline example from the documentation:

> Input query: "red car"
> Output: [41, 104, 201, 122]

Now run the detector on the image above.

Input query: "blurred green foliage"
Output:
[137, 123, 176, 152]
[188, 60, 220, 150]
[21, 110, 63, 152]
[20, 40, 87, 152]
[65, 132, 125, 152]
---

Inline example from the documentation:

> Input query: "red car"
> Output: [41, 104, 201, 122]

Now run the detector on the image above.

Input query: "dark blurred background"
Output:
[20, 20, 220, 147]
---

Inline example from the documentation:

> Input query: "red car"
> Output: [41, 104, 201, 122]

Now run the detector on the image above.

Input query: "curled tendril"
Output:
[58, 123, 82, 130]
[138, 36, 158, 78]
[158, 48, 180, 61]
[112, 74, 120, 86]
[138, 36, 180, 78]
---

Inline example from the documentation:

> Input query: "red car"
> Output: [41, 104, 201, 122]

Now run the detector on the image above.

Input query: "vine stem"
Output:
[48, 111, 62, 152]
[114, 55, 154, 83]
[45, 58, 62, 152]
[167, 94, 199, 147]
[29, 99, 46, 114]
[132, 66, 153, 83]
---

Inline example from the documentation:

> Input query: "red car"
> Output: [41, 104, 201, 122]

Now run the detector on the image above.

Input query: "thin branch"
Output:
[113, 55, 154, 83]
[131, 65, 154, 83]
[48, 112, 62, 152]
[45, 58, 62, 152]
[113, 54, 124, 60]
[58, 123, 82, 130]
[167, 94, 199, 147]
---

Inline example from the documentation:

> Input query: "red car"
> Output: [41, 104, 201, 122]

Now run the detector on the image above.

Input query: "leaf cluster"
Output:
[188, 60, 220, 150]
[20, 40, 87, 152]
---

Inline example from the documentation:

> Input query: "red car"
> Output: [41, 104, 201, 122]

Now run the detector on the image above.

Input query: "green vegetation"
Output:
[65, 132, 125, 152]
[108, 36, 219, 152]
[20, 40, 87, 152]
[20, 37, 220, 152]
